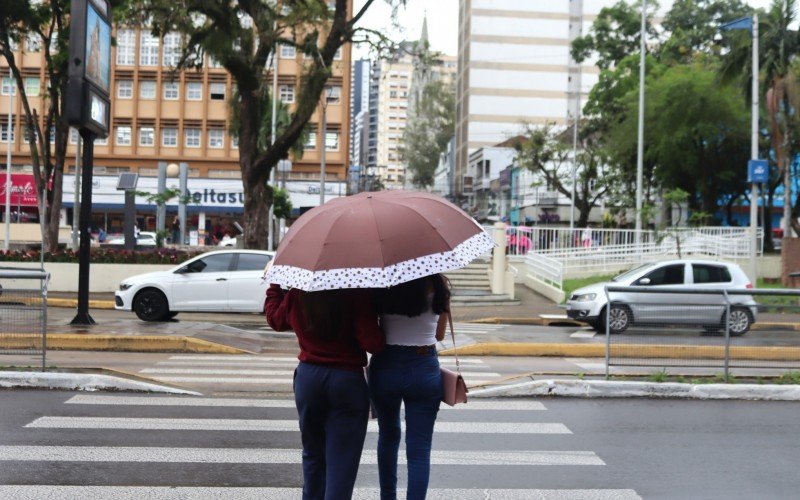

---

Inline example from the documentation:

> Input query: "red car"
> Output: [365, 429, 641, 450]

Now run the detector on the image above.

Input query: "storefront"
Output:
[60, 174, 347, 242]
[0, 173, 42, 222]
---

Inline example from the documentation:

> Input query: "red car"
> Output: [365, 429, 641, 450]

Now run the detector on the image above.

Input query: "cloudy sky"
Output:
[353, 0, 779, 59]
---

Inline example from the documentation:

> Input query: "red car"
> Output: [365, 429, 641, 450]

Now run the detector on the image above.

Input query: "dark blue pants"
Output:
[294, 362, 370, 500]
[369, 346, 442, 500]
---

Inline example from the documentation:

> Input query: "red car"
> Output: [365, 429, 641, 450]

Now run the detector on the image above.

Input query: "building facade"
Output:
[1, 14, 352, 240]
[349, 58, 370, 169]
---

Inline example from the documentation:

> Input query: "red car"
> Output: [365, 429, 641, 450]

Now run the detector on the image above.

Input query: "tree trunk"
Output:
[241, 174, 271, 249]
[238, 90, 271, 249]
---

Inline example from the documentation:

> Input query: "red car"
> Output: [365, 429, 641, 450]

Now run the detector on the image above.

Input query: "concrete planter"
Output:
[2, 262, 174, 293]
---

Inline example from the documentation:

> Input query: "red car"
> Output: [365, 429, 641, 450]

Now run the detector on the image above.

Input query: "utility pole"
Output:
[320, 89, 332, 206]
[268, 45, 279, 251]
[635, 0, 646, 244]
[4, 83, 12, 250]
[72, 134, 82, 250]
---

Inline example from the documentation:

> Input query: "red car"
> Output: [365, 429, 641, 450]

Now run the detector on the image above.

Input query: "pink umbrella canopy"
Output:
[265, 190, 494, 291]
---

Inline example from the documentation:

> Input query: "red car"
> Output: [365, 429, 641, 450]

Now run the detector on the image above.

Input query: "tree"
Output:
[400, 78, 454, 188]
[513, 123, 610, 228]
[0, 1, 72, 252]
[660, 0, 750, 63]
[720, 0, 800, 238]
[133, 0, 403, 248]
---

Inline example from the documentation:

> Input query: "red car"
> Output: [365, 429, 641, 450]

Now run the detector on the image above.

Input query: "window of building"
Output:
[139, 127, 155, 146]
[186, 82, 202, 100]
[161, 127, 177, 147]
[163, 81, 179, 100]
[279, 84, 295, 103]
[209, 82, 226, 100]
[325, 131, 339, 151]
[208, 128, 224, 148]
[96, 135, 108, 145]
[69, 128, 79, 144]
[117, 80, 133, 99]
[185, 127, 201, 148]
[0, 78, 16, 96]
[334, 47, 342, 60]
[325, 85, 341, 104]
[26, 34, 40, 52]
[231, 135, 238, 148]
[139, 33, 159, 66]
[389, 90, 397, 98]
[116, 29, 136, 65]
[304, 128, 317, 150]
[22, 126, 37, 144]
[162, 32, 181, 67]
[24, 77, 40, 97]
[208, 169, 241, 179]
[139, 80, 156, 99]
[0, 123, 14, 143]
[115, 126, 132, 146]
[280, 44, 296, 58]
[208, 56, 223, 68]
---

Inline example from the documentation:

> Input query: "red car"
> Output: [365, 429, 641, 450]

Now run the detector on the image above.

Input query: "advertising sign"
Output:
[84, 2, 111, 94]
[0, 174, 39, 207]
[747, 159, 769, 183]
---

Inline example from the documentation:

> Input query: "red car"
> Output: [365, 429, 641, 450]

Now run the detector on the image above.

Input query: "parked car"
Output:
[566, 259, 757, 335]
[106, 231, 158, 247]
[115, 249, 274, 321]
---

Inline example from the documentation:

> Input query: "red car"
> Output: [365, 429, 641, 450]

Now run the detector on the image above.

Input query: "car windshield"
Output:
[612, 263, 656, 282]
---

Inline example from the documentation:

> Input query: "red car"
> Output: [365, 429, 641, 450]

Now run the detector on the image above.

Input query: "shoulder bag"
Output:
[440, 312, 468, 406]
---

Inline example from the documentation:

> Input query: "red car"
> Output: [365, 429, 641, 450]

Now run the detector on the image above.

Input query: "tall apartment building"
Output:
[0, 16, 352, 237]
[349, 58, 370, 168]
[455, 0, 678, 200]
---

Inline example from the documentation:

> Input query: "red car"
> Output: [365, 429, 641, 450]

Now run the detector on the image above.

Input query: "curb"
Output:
[0, 370, 201, 395]
[467, 317, 800, 331]
[439, 342, 800, 361]
[469, 379, 800, 401]
[0, 334, 251, 354]
[47, 298, 116, 310]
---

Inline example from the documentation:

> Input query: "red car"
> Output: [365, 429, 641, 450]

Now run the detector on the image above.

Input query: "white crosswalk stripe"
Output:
[26, 417, 572, 434]
[64, 395, 548, 411]
[0, 486, 640, 500]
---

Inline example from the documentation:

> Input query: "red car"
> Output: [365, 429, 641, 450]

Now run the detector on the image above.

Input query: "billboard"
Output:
[84, 1, 111, 94]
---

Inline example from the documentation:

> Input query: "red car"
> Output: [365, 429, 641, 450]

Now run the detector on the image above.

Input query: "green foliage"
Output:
[647, 368, 670, 383]
[400, 79, 455, 188]
[0, 248, 204, 265]
[228, 87, 308, 160]
[272, 187, 293, 219]
[562, 274, 616, 301]
[135, 188, 193, 207]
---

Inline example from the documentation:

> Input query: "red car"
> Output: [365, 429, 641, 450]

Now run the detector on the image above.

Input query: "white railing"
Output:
[511, 226, 763, 290]
[526, 252, 563, 290]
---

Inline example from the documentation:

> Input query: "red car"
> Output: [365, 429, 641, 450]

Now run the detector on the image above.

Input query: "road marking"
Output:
[154, 359, 495, 370]
[139, 377, 292, 385]
[26, 417, 571, 434]
[0, 487, 639, 499]
[168, 355, 488, 364]
[570, 331, 597, 339]
[64, 395, 547, 411]
[139, 368, 296, 376]
[0, 446, 598, 465]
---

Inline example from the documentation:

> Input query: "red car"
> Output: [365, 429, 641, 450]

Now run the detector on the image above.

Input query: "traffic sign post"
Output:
[747, 159, 769, 183]
[66, 0, 112, 325]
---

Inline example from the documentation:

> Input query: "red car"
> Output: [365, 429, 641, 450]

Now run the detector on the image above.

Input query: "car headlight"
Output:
[573, 293, 596, 302]
[119, 283, 132, 291]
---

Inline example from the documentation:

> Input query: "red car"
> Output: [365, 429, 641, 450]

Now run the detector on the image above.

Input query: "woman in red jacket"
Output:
[266, 283, 384, 500]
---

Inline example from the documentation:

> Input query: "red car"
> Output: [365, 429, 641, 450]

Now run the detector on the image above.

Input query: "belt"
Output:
[387, 344, 436, 355]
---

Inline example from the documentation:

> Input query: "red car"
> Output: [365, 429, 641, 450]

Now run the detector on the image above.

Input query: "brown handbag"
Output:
[440, 313, 468, 406]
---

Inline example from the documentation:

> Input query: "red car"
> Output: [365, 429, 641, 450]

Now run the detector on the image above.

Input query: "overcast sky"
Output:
[353, 0, 779, 59]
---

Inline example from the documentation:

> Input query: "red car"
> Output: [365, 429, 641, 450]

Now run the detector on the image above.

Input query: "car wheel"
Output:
[725, 307, 753, 336]
[133, 289, 170, 322]
[608, 304, 632, 334]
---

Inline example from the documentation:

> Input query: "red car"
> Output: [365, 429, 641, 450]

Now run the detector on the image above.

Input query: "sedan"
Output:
[565, 259, 757, 335]
[106, 231, 157, 247]
[115, 249, 274, 321]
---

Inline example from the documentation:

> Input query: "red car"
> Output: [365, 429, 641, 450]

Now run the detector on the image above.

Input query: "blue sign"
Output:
[748, 159, 769, 183]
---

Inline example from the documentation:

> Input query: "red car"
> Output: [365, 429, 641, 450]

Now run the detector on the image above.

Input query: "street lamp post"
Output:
[4, 82, 12, 251]
[634, 0, 646, 244]
[320, 87, 333, 207]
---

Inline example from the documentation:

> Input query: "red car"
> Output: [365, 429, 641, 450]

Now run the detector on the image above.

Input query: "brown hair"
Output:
[372, 274, 451, 317]
[299, 289, 344, 341]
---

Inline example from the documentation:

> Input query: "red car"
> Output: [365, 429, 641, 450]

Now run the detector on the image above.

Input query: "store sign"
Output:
[0, 174, 39, 206]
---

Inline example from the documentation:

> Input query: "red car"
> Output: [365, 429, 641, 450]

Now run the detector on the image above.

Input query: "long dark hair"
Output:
[299, 290, 344, 341]
[372, 274, 451, 317]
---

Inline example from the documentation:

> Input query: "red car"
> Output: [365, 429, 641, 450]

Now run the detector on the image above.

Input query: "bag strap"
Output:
[447, 311, 460, 374]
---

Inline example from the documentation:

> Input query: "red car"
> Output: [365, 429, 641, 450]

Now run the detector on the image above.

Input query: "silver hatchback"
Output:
[565, 259, 757, 335]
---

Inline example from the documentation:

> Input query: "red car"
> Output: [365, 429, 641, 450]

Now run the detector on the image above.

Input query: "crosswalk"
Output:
[134, 322, 509, 391]
[0, 392, 642, 499]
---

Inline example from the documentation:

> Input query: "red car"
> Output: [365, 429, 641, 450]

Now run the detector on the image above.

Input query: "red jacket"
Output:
[265, 284, 384, 371]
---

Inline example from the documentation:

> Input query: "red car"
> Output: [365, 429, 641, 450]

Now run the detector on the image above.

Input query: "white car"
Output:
[566, 259, 757, 335]
[106, 231, 157, 246]
[115, 249, 274, 321]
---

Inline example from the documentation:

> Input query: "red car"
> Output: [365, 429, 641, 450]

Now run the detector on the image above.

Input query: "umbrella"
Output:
[265, 190, 494, 291]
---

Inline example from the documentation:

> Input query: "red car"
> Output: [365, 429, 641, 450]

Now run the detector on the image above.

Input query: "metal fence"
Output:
[0, 269, 50, 370]
[603, 285, 800, 380]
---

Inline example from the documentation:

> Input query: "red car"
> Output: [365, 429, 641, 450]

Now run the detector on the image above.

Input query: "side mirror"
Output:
[175, 266, 189, 274]
[638, 277, 651, 286]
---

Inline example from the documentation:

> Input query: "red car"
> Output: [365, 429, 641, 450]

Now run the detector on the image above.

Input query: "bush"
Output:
[0, 248, 204, 265]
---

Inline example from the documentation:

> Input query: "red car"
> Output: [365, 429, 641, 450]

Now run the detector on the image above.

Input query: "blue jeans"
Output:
[294, 362, 370, 500]
[369, 346, 442, 500]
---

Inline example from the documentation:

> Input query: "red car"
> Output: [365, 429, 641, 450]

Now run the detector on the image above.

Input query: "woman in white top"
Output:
[369, 274, 450, 500]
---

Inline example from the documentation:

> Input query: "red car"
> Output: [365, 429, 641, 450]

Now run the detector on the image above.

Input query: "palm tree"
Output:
[720, 0, 800, 240]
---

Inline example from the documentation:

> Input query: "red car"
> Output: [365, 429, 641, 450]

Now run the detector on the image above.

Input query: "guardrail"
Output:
[526, 252, 563, 290]
[602, 285, 800, 380]
[0, 268, 50, 371]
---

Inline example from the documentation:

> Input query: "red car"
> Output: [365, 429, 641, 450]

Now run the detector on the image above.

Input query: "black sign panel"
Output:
[66, 0, 112, 137]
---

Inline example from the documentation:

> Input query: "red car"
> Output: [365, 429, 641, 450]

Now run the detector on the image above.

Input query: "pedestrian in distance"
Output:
[265, 283, 385, 500]
[369, 274, 451, 500]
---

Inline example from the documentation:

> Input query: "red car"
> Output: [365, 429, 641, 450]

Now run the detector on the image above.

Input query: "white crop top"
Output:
[381, 307, 439, 346]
